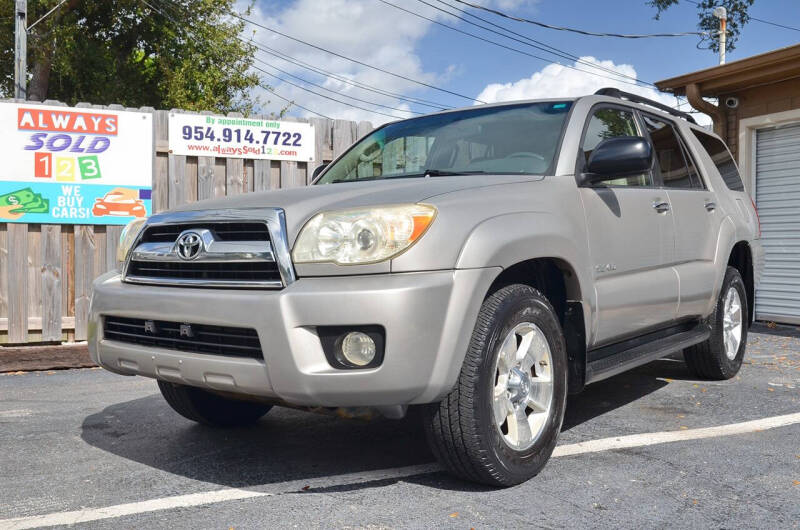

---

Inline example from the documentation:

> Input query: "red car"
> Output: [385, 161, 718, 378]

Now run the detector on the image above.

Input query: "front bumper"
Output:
[89, 268, 498, 407]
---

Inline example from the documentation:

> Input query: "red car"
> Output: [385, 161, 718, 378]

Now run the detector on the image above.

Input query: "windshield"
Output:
[316, 101, 573, 184]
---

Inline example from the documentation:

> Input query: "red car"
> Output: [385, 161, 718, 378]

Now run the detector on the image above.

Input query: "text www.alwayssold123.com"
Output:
[184, 144, 298, 157]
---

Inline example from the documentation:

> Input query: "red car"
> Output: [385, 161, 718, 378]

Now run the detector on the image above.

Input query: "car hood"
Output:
[171, 174, 544, 238]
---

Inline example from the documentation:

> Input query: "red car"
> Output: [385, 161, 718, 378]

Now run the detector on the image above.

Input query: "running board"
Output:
[585, 323, 710, 384]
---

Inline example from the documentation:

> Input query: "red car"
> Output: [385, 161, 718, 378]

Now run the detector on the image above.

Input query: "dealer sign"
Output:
[168, 112, 315, 162]
[0, 102, 153, 225]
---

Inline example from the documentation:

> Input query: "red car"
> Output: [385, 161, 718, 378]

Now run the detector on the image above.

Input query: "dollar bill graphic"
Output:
[0, 188, 50, 215]
[0, 188, 36, 207]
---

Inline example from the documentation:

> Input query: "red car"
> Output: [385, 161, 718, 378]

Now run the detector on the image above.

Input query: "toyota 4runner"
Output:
[89, 88, 763, 486]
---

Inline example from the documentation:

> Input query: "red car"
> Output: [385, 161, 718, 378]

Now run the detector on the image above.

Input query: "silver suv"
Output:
[89, 88, 763, 486]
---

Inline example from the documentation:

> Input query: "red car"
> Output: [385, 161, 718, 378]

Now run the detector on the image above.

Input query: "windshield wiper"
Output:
[422, 169, 487, 177]
[328, 170, 487, 184]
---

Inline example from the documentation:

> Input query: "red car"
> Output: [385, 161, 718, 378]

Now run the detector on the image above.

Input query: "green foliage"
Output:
[648, 0, 754, 53]
[0, 0, 262, 114]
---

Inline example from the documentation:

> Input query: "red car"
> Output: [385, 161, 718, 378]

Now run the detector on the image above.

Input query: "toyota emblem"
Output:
[176, 232, 203, 260]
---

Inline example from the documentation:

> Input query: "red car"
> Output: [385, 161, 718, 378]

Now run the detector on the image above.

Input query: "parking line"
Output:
[3, 412, 800, 529]
[552, 411, 800, 457]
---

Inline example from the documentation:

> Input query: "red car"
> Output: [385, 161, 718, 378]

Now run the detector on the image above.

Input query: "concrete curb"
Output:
[0, 343, 95, 373]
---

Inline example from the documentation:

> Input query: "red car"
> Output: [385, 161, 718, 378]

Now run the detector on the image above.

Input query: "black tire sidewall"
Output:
[711, 268, 749, 377]
[475, 286, 568, 483]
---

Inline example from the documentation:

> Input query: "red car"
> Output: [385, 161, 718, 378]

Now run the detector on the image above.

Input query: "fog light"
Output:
[338, 331, 376, 367]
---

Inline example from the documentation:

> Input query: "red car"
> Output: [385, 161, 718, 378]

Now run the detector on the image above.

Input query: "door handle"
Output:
[705, 201, 716, 212]
[652, 201, 670, 213]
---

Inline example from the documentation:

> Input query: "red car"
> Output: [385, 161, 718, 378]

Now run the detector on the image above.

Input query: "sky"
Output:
[240, 0, 800, 126]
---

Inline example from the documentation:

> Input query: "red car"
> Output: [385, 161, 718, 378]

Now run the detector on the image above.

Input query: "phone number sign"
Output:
[168, 113, 315, 162]
[0, 102, 153, 225]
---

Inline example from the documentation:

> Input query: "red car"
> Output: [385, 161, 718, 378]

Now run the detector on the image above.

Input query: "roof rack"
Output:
[594, 87, 697, 124]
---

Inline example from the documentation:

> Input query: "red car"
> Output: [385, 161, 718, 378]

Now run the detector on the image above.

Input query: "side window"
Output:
[692, 130, 745, 191]
[643, 115, 703, 189]
[581, 108, 651, 187]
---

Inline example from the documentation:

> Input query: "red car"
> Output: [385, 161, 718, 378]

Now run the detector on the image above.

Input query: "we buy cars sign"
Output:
[0, 102, 153, 225]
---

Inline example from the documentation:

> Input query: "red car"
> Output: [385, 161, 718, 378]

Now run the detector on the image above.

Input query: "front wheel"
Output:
[423, 284, 568, 487]
[684, 266, 748, 380]
[158, 381, 272, 427]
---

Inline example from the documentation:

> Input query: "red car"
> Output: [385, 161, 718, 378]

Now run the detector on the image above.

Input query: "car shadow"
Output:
[80, 357, 695, 492]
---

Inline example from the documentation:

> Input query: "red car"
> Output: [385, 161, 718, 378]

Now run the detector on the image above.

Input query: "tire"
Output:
[684, 266, 748, 380]
[158, 381, 272, 427]
[423, 284, 568, 487]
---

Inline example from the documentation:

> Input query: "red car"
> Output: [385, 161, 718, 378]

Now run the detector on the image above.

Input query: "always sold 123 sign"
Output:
[0, 102, 153, 225]
[168, 113, 314, 162]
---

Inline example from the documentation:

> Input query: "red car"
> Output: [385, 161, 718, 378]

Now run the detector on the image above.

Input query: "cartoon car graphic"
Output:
[92, 188, 146, 218]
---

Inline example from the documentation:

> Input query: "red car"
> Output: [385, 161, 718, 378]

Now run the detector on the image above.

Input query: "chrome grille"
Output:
[103, 316, 263, 359]
[122, 209, 295, 289]
[140, 222, 270, 243]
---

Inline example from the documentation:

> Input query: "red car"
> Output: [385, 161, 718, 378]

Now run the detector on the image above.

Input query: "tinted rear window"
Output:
[691, 130, 744, 191]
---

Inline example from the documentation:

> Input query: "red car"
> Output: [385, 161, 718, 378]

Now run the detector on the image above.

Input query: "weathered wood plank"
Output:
[226, 157, 245, 195]
[333, 119, 355, 158]
[93, 226, 107, 283]
[152, 110, 170, 212]
[214, 159, 227, 197]
[0, 224, 7, 319]
[186, 156, 199, 203]
[245, 159, 255, 193]
[270, 160, 281, 190]
[74, 226, 95, 341]
[63, 226, 74, 342]
[168, 154, 188, 208]
[357, 121, 373, 141]
[309, 117, 331, 169]
[41, 225, 62, 341]
[0, 316, 75, 332]
[27, 225, 42, 320]
[7, 223, 28, 343]
[254, 160, 270, 191]
[153, 153, 169, 213]
[197, 156, 216, 200]
[106, 226, 123, 272]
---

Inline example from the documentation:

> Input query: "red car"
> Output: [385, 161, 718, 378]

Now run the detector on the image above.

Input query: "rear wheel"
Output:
[158, 381, 272, 427]
[423, 284, 568, 487]
[684, 266, 748, 380]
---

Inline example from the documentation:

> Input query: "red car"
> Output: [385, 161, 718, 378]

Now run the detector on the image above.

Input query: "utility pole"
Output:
[713, 6, 727, 65]
[14, 0, 27, 99]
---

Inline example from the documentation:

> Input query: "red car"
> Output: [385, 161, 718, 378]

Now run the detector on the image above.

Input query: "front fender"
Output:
[455, 212, 594, 333]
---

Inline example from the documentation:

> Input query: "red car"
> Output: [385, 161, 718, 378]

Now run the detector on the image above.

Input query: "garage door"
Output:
[755, 122, 800, 324]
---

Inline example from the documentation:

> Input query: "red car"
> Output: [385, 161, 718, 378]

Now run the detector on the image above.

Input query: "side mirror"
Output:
[581, 136, 652, 185]
[312, 163, 329, 181]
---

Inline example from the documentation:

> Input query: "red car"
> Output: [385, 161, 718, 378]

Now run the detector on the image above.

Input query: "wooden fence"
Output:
[0, 100, 372, 344]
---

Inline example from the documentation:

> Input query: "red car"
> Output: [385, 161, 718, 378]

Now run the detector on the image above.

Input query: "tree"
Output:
[649, 0, 755, 53]
[0, 0, 261, 114]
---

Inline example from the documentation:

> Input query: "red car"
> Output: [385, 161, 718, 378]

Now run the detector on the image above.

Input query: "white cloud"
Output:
[476, 56, 712, 125]
[241, 0, 454, 124]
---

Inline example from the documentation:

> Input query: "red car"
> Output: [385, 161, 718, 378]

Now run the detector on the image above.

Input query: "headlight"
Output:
[292, 204, 436, 265]
[116, 217, 148, 263]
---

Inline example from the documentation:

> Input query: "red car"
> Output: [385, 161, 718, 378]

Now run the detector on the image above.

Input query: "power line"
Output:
[157, 0, 450, 110]
[682, 0, 800, 33]
[379, 0, 653, 89]
[27, 0, 68, 31]
[451, 0, 705, 38]
[425, 0, 655, 87]
[252, 55, 423, 115]
[143, 0, 335, 119]
[244, 39, 451, 110]
[151, 0, 419, 119]
[251, 63, 413, 120]
[226, 10, 487, 104]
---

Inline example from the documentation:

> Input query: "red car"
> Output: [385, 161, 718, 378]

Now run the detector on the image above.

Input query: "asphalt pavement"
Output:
[1, 323, 798, 529]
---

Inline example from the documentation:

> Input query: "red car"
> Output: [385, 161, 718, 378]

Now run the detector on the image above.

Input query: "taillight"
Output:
[751, 197, 761, 238]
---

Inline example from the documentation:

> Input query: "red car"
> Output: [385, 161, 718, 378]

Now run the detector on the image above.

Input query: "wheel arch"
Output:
[728, 241, 755, 326]
[485, 257, 588, 395]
